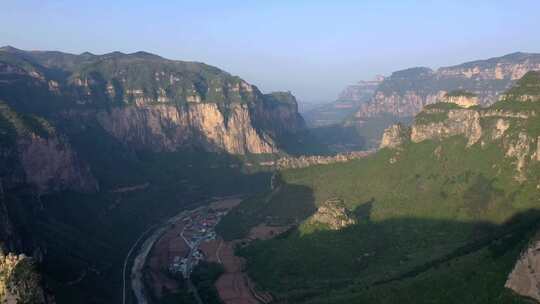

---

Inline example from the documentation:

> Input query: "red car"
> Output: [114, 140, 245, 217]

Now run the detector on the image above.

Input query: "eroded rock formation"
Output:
[269, 151, 373, 169]
[0, 253, 47, 304]
[505, 232, 540, 301]
[380, 72, 540, 181]
[380, 124, 410, 149]
[306, 199, 356, 230]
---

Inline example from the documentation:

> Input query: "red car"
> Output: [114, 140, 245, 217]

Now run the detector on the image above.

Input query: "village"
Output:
[168, 206, 227, 278]
[139, 197, 270, 304]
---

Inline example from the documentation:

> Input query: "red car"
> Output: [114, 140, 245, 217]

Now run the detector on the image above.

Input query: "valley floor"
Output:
[129, 196, 267, 304]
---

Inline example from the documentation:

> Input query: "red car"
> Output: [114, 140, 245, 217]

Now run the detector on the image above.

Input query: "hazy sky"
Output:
[2, 1, 540, 102]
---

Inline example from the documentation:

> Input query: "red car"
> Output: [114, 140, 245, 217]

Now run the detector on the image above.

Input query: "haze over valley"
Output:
[2, 1, 540, 304]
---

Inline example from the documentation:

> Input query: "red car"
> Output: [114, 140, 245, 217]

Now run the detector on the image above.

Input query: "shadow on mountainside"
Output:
[1, 118, 273, 304]
[216, 183, 317, 241]
[232, 182, 540, 304]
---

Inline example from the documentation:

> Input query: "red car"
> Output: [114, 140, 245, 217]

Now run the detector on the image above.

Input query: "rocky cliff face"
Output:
[505, 231, 540, 302]
[0, 253, 48, 304]
[411, 109, 483, 146]
[356, 53, 540, 119]
[441, 91, 479, 108]
[0, 46, 305, 155]
[0, 102, 97, 194]
[96, 103, 277, 154]
[262, 151, 373, 169]
[381, 72, 540, 182]
[0, 102, 87, 303]
[380, 124, 410, 149]
[17, 135, 97, 193]
[337, 76, 385, 102]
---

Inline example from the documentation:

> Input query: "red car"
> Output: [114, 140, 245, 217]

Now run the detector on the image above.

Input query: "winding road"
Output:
[122, 208, 197, 304]
[122, 197, 239, 304]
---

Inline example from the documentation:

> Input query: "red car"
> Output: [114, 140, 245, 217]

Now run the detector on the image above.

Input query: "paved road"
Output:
[124, 196, 241, 304]
[124, 209, 192, 304]
[122, 224, 157, 304]
[124, 206, 206, 304]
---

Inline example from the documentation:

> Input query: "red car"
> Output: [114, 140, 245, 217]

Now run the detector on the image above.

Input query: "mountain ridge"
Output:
[355, 51, 540, 119]
[0, 46, 307, 155]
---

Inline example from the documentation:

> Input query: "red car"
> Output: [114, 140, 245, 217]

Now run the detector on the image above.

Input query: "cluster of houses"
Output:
[168, 207, 226, 278]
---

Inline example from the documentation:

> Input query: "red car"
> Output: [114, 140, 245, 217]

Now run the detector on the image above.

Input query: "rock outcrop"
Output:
[265, 151, 373, 169]
[505, 232, 540, 302]
[442, 91, 479, 108]
[500, 70, 540, 103]
[0, 253, 48, 304]
[380, 124, 410, 149]
[411, 109, 483, 147]
[306, 199, 356, 230]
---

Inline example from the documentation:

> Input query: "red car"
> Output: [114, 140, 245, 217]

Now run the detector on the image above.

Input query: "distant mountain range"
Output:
[304, 52, 540, 151]
[355, 52, 540, 118]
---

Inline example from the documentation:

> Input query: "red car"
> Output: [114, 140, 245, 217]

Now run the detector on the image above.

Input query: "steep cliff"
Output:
[261, 150, 373, 169]
[303, 199, 356, 231]
[442, 90, 479, 108]
[356, 52, 540, 119]
[505, 231, 540, 302]
[95, 103, 277, 154]
[0, 253, 48, 304]
[379, 123, 410, 149]
[337, 76, 385, 103]
[0, 101, 97, 193]
[380, 71, 540, 181]
[0, 46, 306, 155]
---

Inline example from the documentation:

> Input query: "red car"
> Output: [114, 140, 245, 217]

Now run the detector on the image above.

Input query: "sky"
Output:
[2, 1, 540, 103]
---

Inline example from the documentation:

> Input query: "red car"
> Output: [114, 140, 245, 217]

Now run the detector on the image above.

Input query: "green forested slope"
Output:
[219, 72, 540, 303]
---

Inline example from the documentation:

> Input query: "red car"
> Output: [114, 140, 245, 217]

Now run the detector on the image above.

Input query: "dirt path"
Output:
[211, 223, 292, 304]
[214, 242, 259, 304]
[207, 239, 272, 304]
[248, 224, 291, 241]
[199, 200, 270, 304]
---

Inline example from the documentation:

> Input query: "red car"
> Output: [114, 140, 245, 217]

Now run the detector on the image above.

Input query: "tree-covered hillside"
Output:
[218, 72, 540, 303]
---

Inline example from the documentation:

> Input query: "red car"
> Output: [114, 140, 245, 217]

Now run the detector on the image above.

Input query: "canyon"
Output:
[0, 46, 306, 303]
